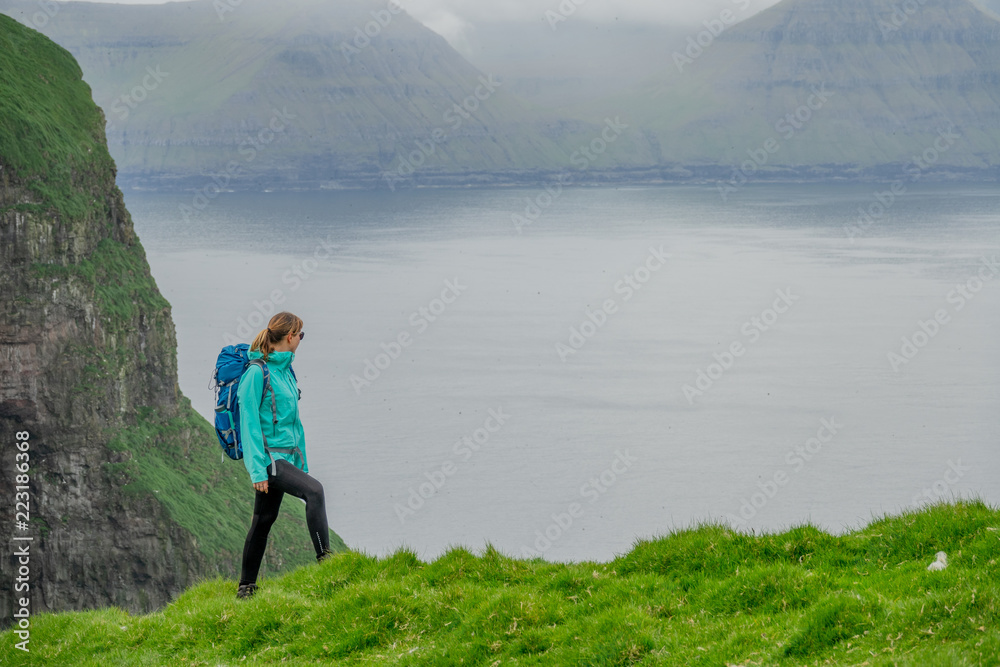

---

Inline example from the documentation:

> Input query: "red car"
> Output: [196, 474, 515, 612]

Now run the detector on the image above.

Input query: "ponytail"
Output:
[251, 312, 304, 361]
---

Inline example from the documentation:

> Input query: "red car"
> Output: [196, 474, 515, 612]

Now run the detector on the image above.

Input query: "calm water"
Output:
[127, 184, 1000, 563]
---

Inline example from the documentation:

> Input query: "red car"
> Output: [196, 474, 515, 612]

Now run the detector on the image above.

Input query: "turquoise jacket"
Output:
[237, 350, 307, 484]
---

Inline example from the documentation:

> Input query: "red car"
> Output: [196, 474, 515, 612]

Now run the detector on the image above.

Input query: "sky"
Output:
[401, 0, 783, 46]
[63, 0, 784, 28]
[58, 0, 785, 57]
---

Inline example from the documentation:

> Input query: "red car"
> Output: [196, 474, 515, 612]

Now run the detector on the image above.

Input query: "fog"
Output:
[65, 0, 785, 46]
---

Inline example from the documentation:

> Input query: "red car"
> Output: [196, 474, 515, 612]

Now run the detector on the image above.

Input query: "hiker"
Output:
[236, 311, 334, 599]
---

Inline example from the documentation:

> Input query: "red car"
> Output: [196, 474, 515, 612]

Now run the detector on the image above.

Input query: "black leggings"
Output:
[239, 459, 330, 585]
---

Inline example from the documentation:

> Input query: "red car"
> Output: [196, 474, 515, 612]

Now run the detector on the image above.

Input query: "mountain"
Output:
[611, 0, 1000, 178]
[0, 0, 616, 190]
[3, 0, 998, 187]
[979, 0, 1000, 16]
[0, 13, 344, 624]
[457, 20, 693, 111]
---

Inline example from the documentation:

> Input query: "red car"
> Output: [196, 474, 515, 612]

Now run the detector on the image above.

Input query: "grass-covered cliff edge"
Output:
[0, 13, 344, 625]
[1, 501, 998, 665]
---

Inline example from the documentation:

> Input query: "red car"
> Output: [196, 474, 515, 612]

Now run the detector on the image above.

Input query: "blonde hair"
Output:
[251, 312, 304, 361]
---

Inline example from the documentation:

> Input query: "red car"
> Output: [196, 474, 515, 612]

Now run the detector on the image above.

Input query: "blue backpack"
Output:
[211, 344, 297, 462]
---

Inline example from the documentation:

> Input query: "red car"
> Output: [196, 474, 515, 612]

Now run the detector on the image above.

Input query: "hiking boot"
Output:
[236, 583, 257, 600]
[317, 549, 335, 564]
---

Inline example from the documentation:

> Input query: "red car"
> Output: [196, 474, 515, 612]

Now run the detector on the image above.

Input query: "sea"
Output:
[126, 183, 1000, 563]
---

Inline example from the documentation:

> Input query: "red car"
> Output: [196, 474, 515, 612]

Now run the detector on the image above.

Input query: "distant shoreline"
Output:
[118, 165, 1000, 193]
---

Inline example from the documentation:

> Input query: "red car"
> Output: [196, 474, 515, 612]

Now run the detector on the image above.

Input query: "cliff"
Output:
[0, 14, 343, 626]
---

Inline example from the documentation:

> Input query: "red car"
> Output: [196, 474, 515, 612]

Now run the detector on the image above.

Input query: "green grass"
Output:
[31, 236, 172, 329]
[3, 501, 998, 665]
[0, 12, 114, 220]
[105, 401, 346, 564]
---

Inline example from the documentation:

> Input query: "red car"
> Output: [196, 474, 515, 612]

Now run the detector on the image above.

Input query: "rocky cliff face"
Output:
[0, 14, 337, 626]
[0, 12, 219, 623]
[0, 167, 220, 621]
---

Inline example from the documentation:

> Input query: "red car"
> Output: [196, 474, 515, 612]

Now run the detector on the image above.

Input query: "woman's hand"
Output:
[253, 480, 269, 494]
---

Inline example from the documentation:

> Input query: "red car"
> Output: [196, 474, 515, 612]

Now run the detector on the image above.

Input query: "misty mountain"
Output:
[0, 0, 618, 189]
[608, 0, 1000, 177]
[3, 0, 999, 187]
[456, 21, 693, 111]
[978, 0, 1000, 16]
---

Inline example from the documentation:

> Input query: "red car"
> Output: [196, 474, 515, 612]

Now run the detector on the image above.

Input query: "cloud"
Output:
[414, 8, 475, 51]
[401, 0, 782, 27]
[61, 0, 783, 27]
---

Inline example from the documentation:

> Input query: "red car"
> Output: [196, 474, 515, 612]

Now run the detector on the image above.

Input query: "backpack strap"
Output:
[247, 359, 276, 421]
[248, 359, 306, 476]
[262, 363, 303, 474]
[247, 359, 284, 475]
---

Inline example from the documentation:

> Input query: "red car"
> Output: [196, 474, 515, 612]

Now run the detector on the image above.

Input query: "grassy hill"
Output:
[3, 501, 998, 665]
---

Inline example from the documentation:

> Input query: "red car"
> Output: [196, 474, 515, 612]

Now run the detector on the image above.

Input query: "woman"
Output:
[236, 311, 334, 600]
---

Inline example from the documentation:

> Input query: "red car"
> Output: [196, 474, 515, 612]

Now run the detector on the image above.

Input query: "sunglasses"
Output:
[293, 331, 304, 340]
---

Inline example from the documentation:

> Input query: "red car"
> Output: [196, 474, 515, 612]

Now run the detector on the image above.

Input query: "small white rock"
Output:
[927, 551, 948, 571]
